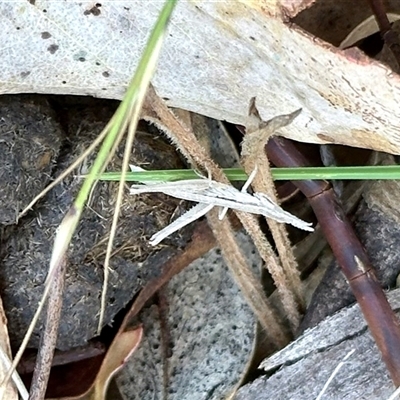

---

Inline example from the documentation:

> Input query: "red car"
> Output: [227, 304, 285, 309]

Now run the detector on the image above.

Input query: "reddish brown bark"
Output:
[266, 137, 400, 386]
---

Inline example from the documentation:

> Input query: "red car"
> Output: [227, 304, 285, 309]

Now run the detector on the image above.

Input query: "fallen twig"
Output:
[266, 136, 400, 385]
[29, 256, 67, 400]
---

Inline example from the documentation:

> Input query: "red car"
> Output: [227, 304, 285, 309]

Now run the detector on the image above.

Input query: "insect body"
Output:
[130, 167, 313, 245]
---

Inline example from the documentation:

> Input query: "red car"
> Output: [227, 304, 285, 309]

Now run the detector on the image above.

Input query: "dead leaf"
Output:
[3, 1, 400, 153]
[48, 327, 142, 400]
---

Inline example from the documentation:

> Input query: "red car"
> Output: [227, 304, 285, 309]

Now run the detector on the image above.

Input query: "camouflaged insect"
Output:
[130, 166, 313, 245]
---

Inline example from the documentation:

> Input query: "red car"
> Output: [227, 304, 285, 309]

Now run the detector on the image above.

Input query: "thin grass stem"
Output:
[96, 165, 400, 182]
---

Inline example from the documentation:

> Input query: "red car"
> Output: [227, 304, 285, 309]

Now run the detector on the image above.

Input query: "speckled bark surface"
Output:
[236, 288, 400, 400]
[117, 231, 259, 400]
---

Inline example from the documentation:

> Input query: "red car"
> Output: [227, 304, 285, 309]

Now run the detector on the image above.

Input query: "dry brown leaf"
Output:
[48, 327, 142, 400]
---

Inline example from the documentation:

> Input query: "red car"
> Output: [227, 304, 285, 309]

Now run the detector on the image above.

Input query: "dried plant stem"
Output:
[0, 249, 67, 392]
[143, 85, 220, 176]
[241, 101, 305, 329]
[367, 0, 400, 70]
[0, 348, 27, 400]
[95, 0, 177, 334]
[235, 211, 301, 331]
[252, 158, 304, 303]
[29, 257, 66, 400]
[367, 0, 391, 34]
[242, 155, 304, 328]
[98, 102, 142, 334]
[316, 349, 356, 400]
[142, 85, 288, 344]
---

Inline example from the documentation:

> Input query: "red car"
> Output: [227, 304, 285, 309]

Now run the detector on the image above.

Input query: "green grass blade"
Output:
[75, 0, 177, 209]
[97, 0, 178, 333]
[51, 0, 178, 284]
[96, 165, 400, 182]
[4, 0, 179, 388]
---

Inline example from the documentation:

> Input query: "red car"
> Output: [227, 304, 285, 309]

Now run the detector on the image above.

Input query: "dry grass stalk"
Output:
[98, 111, 139, 334]
[142, 84, 289, 345]
[29, 256, 67, 400]
[241, 99, 305, 328]
[236, 210, 301, 330]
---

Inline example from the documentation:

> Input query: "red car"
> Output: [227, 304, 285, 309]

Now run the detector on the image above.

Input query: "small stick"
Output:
[266, 136, 400, 386]
[17, 341, 105, 375]
[28, 256, 67, 400]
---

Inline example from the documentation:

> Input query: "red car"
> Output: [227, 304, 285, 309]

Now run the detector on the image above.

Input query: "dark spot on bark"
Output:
[91, 7, 100, 16]
[62, 80, 67, 84]
[42, 9, 47, 12]
[28, 0, 36, 4]
[16, 27, 21, 30]
[20, 71, 31, 78]
[47, 44, 59, 54]
[96, 62, 101, 66]
[73, 51, 87, 62]
[84, 5, 101, 16]
[124, 6, 130, 10]
[102, 71, 110, 77]
[249, 36, 256, 41]
[41, 31, 51, 39]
